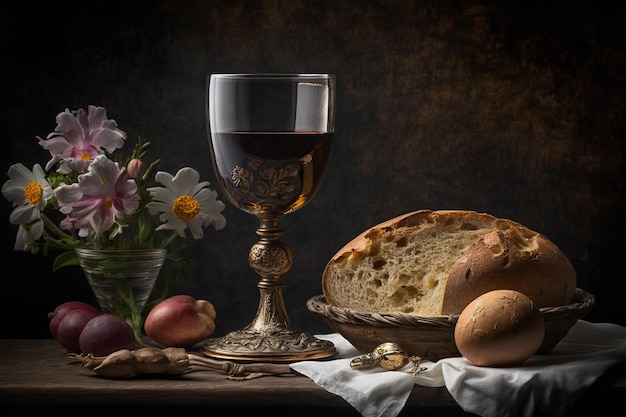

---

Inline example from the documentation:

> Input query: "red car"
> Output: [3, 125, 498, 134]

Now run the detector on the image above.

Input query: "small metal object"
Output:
[409, 356, 426, 375]
[350, 342, 411, 371]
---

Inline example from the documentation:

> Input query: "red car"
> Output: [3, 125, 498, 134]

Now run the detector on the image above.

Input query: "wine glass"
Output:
[203, 74, 337, 362]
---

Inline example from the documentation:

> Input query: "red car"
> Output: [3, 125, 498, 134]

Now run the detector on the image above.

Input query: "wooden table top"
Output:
[1, 338, 625, 415]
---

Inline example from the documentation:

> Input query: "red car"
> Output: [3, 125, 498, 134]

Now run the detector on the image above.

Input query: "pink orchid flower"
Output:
[55, 155, 140, 239]
[38, 105, 127, 173]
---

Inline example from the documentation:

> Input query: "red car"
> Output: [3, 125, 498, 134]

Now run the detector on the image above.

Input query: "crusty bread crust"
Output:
[321, 210, 577, 316]
[442, 228, 576, 314]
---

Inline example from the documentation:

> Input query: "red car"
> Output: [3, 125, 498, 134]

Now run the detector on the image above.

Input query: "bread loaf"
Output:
[321, 210, 577, 316]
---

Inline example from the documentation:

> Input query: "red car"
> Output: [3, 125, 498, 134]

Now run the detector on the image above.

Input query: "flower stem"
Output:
[159, 232, 179, 250]
[108, 278, 147, 349]
[40, 212, 85, 250]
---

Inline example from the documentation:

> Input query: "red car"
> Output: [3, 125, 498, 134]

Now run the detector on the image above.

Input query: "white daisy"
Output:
[146, 167, 226, 239]
[2, 163, 53, 248]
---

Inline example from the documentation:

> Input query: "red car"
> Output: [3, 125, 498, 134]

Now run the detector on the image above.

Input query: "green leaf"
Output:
[52, 251, 80, 271]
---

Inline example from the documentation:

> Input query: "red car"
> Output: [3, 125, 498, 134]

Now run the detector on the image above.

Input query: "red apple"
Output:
[144, 295, 217, 347]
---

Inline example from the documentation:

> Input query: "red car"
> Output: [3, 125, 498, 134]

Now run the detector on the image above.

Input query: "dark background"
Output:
[1, 0, 624, 340]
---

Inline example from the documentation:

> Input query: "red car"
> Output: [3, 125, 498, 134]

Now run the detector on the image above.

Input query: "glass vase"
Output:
[75, 248, 167, 347]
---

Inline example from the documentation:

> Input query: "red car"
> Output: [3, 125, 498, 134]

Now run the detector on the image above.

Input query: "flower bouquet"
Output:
[2, 105, 226, 346]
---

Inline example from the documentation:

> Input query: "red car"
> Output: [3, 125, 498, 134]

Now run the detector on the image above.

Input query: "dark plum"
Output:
[79, 314, 136, 356]
[55, 308, 101, 353]
[48, 301, 101, 339]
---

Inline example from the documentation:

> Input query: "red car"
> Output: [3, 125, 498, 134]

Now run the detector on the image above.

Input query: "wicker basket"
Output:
[307, 287, 595, 361]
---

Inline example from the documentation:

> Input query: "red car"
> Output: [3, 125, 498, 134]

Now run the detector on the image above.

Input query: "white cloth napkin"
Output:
[290, 320, 626, 417]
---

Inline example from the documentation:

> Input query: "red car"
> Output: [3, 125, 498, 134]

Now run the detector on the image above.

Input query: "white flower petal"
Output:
[9, 204, 40, 225]
[170, 167, 200, 194]
[14, 220, 43, 251]
[185, 217, 204, 239]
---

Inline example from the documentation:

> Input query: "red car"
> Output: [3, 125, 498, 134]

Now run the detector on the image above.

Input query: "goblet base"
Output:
[202, 327, 337, 362]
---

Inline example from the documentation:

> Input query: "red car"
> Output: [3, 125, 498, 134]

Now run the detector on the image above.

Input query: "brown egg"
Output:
[454, 289, 545, 367]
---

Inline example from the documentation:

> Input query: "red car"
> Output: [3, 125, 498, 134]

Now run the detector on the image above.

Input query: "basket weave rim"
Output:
[307, 287, 595, 329]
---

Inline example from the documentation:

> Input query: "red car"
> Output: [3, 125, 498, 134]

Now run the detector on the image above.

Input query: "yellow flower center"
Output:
[104, 197, 113, 209]
[173, 195, 200, 221]
[81, 151, 91, 161]
[24, 181, 43, 205]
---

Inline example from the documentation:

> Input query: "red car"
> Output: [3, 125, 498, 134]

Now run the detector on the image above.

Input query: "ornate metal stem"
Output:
[202, 216, 336, 362]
